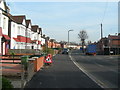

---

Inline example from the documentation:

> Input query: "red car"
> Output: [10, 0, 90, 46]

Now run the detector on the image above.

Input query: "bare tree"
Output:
[78, 30, 88, 52]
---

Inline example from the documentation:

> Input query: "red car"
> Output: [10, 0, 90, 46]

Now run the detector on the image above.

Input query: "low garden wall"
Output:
[1, 54, 45, 88]
[8, 49, 42, 55]
[29, 56, 45, 72]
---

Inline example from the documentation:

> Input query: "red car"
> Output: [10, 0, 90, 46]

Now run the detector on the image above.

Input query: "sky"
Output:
[7, 1, 118, 44]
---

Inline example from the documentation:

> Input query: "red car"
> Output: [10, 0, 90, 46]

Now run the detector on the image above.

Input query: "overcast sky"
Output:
[7, 2, 118, 43]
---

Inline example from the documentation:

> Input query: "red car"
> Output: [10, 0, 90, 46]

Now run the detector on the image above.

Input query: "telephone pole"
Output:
[101, 23, 103, 39]
[68, 30, 73, 48]
[101, 23, 104, 55]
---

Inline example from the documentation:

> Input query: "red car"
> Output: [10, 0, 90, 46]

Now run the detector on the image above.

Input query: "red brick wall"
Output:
[31, 56, 45, 72]
[110, 40, 120, 46]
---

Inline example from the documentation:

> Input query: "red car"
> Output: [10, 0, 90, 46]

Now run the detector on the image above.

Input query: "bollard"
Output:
[21, 65, 24, 88]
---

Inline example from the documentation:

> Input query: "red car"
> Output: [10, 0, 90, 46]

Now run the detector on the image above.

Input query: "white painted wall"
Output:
[10, 21, 18, 49]
[0, 0, 6, 11]
[38, 34, 41, 49]
[41, 38, 45, 45]
[32, 44, 37, 49]
[2, 16, 8, 35]
[0, 13, 2, 27]
[38, 34, 41, 41]
[3, 42, 5, 54]
[0, 1, 9, 35]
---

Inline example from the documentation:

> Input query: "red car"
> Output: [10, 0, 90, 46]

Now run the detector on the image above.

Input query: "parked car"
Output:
[62, 48, 69, 54]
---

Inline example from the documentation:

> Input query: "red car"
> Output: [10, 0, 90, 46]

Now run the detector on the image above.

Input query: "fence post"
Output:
[21, 56, 29, 88]
[27, 62, 30, 82]
[21, 65, 24, 88]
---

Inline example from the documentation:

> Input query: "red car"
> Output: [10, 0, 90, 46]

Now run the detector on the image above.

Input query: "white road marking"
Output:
[69, 52, 109, 88]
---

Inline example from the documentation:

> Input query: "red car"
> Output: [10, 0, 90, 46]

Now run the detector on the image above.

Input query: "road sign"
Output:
[44, 55, 52, 63]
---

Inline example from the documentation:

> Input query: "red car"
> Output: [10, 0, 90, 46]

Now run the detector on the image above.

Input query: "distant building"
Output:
[96, 37, 108, 55]
[108, 34, 120, 55]
[68, 43, 82, 49]
[59, 41, 67, 48]
[96, 34, 120, 55]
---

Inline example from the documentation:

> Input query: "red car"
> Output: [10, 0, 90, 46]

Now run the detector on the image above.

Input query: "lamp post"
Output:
[68, 30, 73, 48]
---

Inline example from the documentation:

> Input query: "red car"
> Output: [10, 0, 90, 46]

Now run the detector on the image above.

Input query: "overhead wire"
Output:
[101, 0, 108, 24]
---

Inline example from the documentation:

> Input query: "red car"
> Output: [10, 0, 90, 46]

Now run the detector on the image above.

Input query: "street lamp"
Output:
[68, 30, 74, 48]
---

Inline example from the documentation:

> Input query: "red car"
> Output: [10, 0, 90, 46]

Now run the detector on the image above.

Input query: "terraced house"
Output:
[26, 19, 33, 49]
[10, 15, 42, 50]
[0, 0, 63, 55]
[0, 0, 43, 55]
[31, 25, 42, 50]
[10, 15, 27, 49]
[0, 0, 10, 55]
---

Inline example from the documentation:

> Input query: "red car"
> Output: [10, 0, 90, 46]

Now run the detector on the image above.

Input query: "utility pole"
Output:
[101, 23, 103, 39]
[101, 23, 104, 55]
[68, 30, 73, 48]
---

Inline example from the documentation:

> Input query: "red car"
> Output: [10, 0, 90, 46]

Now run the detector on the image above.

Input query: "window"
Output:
[29, 31, 30, 37]
[27, 31, 30, 37]
[0, 13, 1, 27]
[23, 27, 25, 36]
[13, 24, 15, 30]
[17, 26, 20, 35]
[34, 34, 37, 40]
[17, 43, 20, 49]
[3, 17, 6, 29]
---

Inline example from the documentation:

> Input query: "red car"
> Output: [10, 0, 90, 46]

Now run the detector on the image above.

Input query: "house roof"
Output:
[26, 20, 32, 28]
[3, 0, 9, 11]
[108, 35, 120, 39]
[2, 34, 10, 40]
[0, 0, 11, 18]
[11, 15, 26, 24]
[39, 28, 42, 34]
[31, 25, 39, 32]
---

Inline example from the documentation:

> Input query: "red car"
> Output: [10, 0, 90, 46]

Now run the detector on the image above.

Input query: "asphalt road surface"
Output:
[25, 52, 103, 88]
[70, 50, 119, 88]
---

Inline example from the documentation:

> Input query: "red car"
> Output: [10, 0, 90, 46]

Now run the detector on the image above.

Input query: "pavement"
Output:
[25, 53, 102, 88]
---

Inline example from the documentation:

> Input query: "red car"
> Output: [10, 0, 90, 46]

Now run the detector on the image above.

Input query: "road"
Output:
[70, 50, 119, 88]
[25, 51, 102, 88]
[25, 50, 119, 89]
